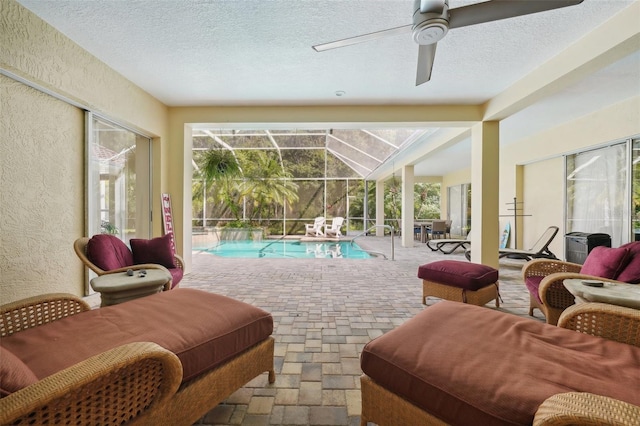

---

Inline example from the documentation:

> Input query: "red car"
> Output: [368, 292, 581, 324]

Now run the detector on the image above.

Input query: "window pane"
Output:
[447, 183, 470, 237]
[88, 115, 151, 243]
[566, 143, 628, 246]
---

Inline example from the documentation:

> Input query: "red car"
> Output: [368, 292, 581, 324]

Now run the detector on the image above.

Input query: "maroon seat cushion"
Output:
[1, 289, 273, 383]
[0, 346, 38, 397]
[524, 275, 544, 303]
[417, 260, 498, 291]
[580, 246, 629, 279]
[86, 234, 134, 271]
[616, 242, 640, 283]
[168, 268, 183, 289]
[361, 301, 640, 426]
[130, 233, 176, 269]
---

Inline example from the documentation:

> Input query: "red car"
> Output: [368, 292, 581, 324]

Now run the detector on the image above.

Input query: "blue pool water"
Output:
[204, 240, 371, 259]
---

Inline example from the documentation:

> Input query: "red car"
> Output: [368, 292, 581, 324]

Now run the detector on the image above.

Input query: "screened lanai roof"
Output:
[191, 128, 433, 179]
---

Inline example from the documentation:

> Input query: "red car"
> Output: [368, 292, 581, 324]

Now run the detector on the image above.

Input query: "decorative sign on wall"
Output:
[161, 193, 176, 254]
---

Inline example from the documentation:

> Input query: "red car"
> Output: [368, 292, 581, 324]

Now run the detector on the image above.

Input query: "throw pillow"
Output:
[130, 233, 176, 269]
[86, 234, 134, 271]
[0, 346, 39, 397]
[580, 246, 629, 279]
[615, 242, 640, 283]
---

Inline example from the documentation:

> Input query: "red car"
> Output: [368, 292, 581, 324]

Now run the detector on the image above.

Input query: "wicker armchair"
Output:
[74, 236, 185, 291]
[0, 293, 275, 426]
[521, 258, 621, 325]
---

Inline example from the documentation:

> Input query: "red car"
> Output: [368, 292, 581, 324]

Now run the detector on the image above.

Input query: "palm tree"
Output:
[194, 149, 243, 222]
[240, 151, 299, 226]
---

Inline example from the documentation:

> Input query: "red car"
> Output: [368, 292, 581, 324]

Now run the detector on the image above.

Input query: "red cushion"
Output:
[616, 242, 640, 283]
[525, 276, 544, 304]
[86, 234, 134, 271]
[130, 234, 176, 269]
[580, 246, 629, 279]
[1, 289, 273, 383]
[168, 267, 183, 289]
[0, 346, 38, 397]
[417, 260, 498, 291]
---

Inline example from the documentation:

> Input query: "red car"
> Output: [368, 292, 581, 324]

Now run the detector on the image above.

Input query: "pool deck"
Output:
[177, 235, 540, 425]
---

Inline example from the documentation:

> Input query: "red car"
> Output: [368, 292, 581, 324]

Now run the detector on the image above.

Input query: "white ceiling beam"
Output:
[483, 2, 640, 121]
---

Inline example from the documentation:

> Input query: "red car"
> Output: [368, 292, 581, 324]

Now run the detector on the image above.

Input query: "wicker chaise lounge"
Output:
[360, 301, 640, 426]
[0, 289, 275, 425]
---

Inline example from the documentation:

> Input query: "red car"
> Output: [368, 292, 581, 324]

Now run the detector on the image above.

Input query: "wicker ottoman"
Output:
[418, 260, 500, 307]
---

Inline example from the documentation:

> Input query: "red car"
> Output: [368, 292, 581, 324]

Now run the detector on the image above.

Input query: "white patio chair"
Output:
[305, 217, 326, 237]
[325, 217, 344, 238]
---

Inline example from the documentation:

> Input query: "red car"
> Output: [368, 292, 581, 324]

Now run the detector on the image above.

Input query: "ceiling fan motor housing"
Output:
[412, 1, 450, 45]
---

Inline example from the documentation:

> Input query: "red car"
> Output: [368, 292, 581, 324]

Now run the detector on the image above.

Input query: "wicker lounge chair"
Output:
[0, 290, 275, 425]
[360, 302, 640, 426]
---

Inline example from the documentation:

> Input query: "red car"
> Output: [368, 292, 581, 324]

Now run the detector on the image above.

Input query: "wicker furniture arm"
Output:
[0, 293, 90, 338]
[523, 258, 594, 325]
[522, 259, 583, 280]
[173, 253, 185, 270]
[539, 272, 623, 325]
[0, 342, 182, 426]
[558, 302, 640, 347]
[534, 392, 640, 426]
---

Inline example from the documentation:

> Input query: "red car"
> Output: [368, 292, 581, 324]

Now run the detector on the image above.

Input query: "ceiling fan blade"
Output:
[448, 0, 584, 29]
[312, 24, 412, 52]
[416, 43, 437, 86]
[419, 0, 446, 14]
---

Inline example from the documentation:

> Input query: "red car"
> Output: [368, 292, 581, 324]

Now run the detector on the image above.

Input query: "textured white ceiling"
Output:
[15, 0, 640, 177]
[15, 0, 635, 106]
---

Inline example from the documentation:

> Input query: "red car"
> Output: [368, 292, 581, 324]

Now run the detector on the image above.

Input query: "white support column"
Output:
[376, 179, 385, 236]
[470, 122, 500, 268]
[401, 165, 415, 247]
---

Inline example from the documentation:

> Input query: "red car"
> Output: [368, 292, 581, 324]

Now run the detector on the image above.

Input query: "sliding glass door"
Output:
[565, 142, 629, 247]
[447, 183, 471, 237]
[87, 114, 152, 244]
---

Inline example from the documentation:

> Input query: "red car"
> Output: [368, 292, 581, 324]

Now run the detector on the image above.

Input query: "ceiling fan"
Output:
[312, 0, 584, 86]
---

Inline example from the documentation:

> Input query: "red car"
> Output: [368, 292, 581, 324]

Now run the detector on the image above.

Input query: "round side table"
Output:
[90, 269, 172, 307]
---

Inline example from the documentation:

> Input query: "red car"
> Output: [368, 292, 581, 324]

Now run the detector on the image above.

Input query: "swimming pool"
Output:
[203, 240, 371, 259]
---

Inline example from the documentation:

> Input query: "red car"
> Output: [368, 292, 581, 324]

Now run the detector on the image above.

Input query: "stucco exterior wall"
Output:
[0, 0, 169, 303]
[0, 75, 84, 303]
[522, 157, 564, 258]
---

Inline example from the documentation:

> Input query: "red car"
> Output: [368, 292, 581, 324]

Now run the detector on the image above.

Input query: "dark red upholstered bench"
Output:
[418, 260, 499, 307]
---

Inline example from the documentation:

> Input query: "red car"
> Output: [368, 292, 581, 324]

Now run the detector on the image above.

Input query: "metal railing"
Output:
[258, 233, 289, 257]
[350, 225, 395, 260]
